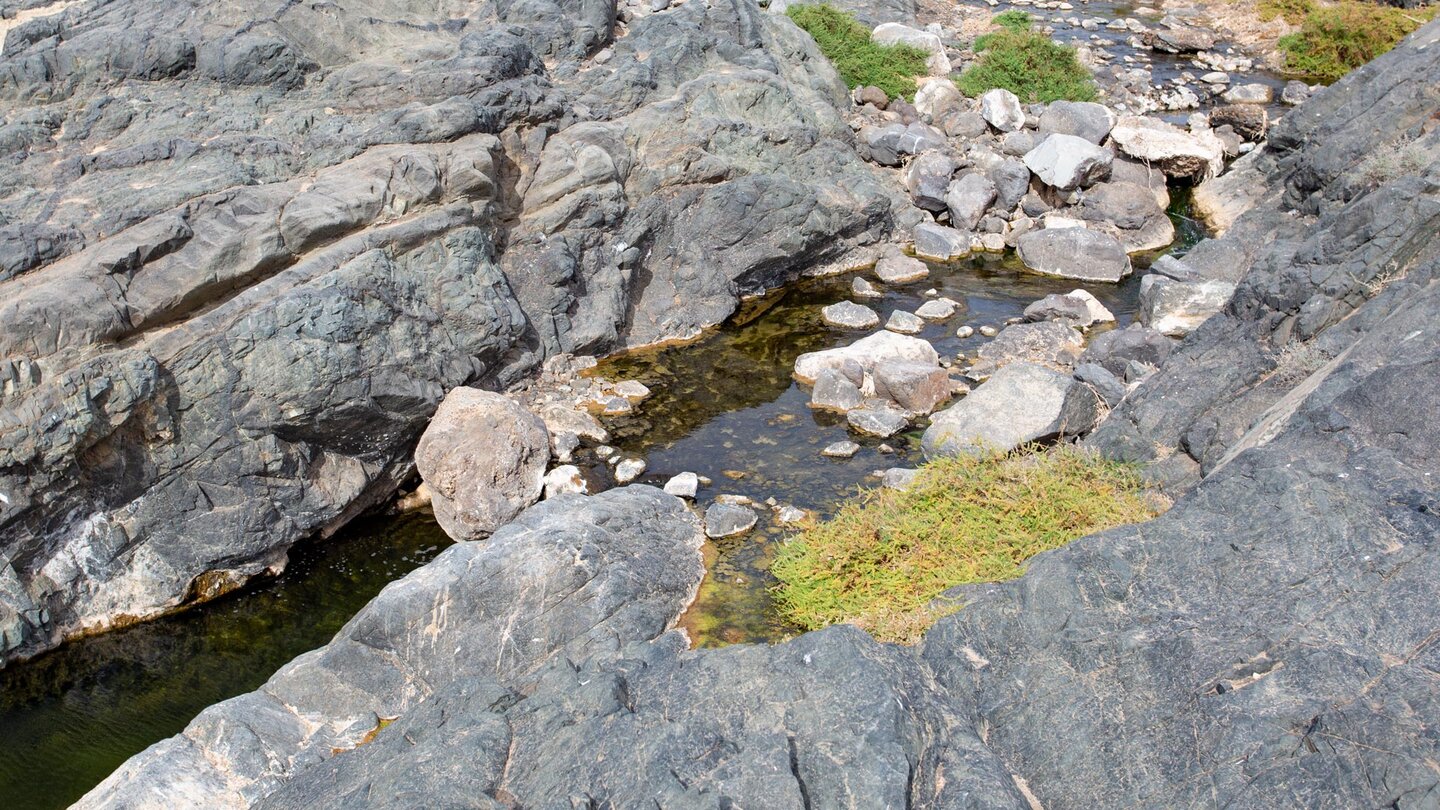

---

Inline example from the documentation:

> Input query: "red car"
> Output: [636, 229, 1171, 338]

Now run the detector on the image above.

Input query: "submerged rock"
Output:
[415, 388, 551, 541]
[822, 301, 881, 330]
[704, 502, 757, 539]
[847, 405, 912, 438]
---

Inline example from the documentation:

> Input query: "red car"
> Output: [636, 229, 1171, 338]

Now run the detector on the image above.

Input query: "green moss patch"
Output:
[786, 4, 931, 100]
[771, 447, 1160, 643]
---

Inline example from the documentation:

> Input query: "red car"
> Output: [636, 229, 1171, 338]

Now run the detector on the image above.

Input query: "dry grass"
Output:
[771, 447, 1160, 643]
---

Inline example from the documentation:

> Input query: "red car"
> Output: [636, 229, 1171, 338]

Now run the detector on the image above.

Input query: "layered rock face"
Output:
[79, 20, 1440, 809]
[0, 0, 903, 662]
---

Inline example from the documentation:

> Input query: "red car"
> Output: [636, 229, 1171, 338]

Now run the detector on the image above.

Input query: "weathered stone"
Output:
[1281, 79, 1313, 105]
[872, 23, 950, 76]
[822, 440, 861, 458]
[970, 321, 1085, 375]
[885, 309, 925, 334]
[1073, 362, 1127, 407]
[1016, 227, 1133, 282]
[795, 330, 939, 382]
[1037, 100, 1115, 144]
[904, 151, 959, 212]
[810, 368, 865, 412]
[415, 388, 551, 541]
[1222, 83, 1273, 105]
[1024, 134, 1113, 191]
[1144, 25, 1216, 52]
[988, 159, 1032, 212]
[1080, 323, 1176, 378]
[853, 84, 889, 108]
[913, 78, 964, 120]
[875, 253, 929, 284]
[662, 472, 699, 499]
[979, 88, 1025, 132]
[923, 362, 1099, 456]
[945, 173, 998, 231]
[614, 457, 647, 484]
[704, 502, 757, 538]
[1138, 275, 1236, 337]
[1109, 116, 1225, 180]
[881, 467, 920, 491]
[852, 276, 883, 299]
[847, 405, 911, 437]
[911, 223, 970, 261]
[1023, 289, 1115, 327]
[1075, 180, 1175, 253]
[914, 298, 958, 320]
[822, 301, 881, 330]
[1209, 104, 1268, 142]
[543, 465, 588, 499]
[872, 361, 952, 413]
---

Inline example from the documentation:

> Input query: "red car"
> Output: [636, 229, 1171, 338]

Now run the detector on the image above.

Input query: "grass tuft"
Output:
[1276, 1, 1436, 82]
[957, 14, 1097, 103]
[786, 4, 931, 100]
[771, 446, 1160, 643]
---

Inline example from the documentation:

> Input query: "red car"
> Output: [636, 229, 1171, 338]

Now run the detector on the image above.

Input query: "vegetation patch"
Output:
[1276, 1, 1436, 82]
[771, 447, 1159, 643]
[786, 4, 931, 100]
[956, 12, 1098, 103]
[1257, 0, 1316, 25]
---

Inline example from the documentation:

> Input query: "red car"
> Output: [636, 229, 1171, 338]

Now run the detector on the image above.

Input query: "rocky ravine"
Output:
[80, 20, 1440, 809]
[0, 0, 910, 663]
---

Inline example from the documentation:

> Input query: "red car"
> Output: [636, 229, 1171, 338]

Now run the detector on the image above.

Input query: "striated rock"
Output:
[1109, 115, 1225, 180]
[1209, 104, 1268, 142]
[1023, 134, 1113, 191]
[1016, 227, 1133, 282]
[922, 362, 1099, 456]
[415, 389, 550, 541]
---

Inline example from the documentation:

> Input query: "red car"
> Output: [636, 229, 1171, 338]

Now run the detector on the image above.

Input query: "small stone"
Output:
[915, 299, 957, 320]
[614, 457, 647, 484]
[715, 494, 754, 506]
[775, 505, 809, 524]
[979, 325, 999, 337]
[822, 440, 861, 458]
[956, 325, 975, 338]
[979, 88, 1025, 132]
[875, 254, 929, 284]
[886, 310, 925, 334]
[543, 465, 588, 499]
[704, 502, 757, 539]
[882, 468, 921, 491]
[852, 276, 883, 299]
[847, 406, 911, 438]
[612, 380, 651, 401]
[663, 472, 699, 499]
[822, 301, 881, 330]
[596, 445, 617, 459]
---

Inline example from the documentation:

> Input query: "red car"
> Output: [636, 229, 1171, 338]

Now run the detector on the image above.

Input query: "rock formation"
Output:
[0, 0, 905, 663]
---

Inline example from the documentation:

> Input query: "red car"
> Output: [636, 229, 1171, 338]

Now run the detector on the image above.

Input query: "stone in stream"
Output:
[847, 405, 912, 438]
[852, 276, 883, 299]
[704, 502, 757, 539]
[1209, 104, 1268, 142]
[885, 310, 925, 335]
[415, 388, 551, 541]
[1037, 101, 1115, 145]
[614, 457, 648, 484]
[541, 404, 610, 444]
[795, 330, 939, 382]
[914, 298, 958, 320]
[1143, 24, 1216, 52]
[970, 321, 1086, 376]
[1023, 134, 1113, 191]
[1016, 228, 1132, 282]
[543, 465, 588, 499]
[1281, 79, 1313, 105]
[946, 173, 997, 231]
[922, 362, 1100, 457]
[822, 301, 881, 330]
[662, 472, 699, 499]
[872, 361, 953, 413]
[1073, 180, 1175, 253]
[1109, 115, 1225, 180]
[810, 368, 864, 412]
[774, 504, 809, 524]
[874, 253, 929, 284]
[881, 468, 920, 491]
[822, 440, 861, 458]
[979, 88, 1025, 132]
[1023, 289, 1115, 328]
[612, 380, 652, 401]
[912, 223, 971, 261]
[956, 325, 975, 338]
[1222, 83, 1273, 105]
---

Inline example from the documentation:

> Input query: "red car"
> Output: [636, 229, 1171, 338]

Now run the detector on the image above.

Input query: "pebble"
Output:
[979, 325, 1000, 337]
[822, 440, 861, 458]
[663, 471, 699, 499]
[956, 325, 975, 338]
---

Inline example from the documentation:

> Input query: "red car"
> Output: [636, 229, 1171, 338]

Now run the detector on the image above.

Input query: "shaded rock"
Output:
[847, 405, 911, 437]
[822, 301, 881, 330]
[912, 223, 970, 261]
[1079, 323, 1176, 377]
[1073, 362, 1127, 407]
[1210, 104, 1268, 142]
[795, 330, 939, 382]
[1281, 79, 1313, 105]
[988, 159, 1032, 211]
[1024, 134, 1113, 191]
[979, 88, 1025, 132]
[1075, 180, 1175, 253]
[416, 388, 551, 541]
[704, 502, 757, 539]
[922, 362, 1099, 456]
[1016, 228, 1133, 282]
[945, 173, 997, 231]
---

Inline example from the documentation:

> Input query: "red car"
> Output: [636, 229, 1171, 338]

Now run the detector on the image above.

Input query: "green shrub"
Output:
[957, 17, 1097, 103]
[1257, 0, 1316, 24]
[786, 4, 931, 100]
[1277, 1, 1435, 82]
[771, 447, 1160, 643]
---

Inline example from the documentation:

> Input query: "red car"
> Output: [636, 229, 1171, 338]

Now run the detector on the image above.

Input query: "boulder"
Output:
[1138, 275, 1236, 337]
[810, 368, 865, 411]
[979, 88, 1026, 132]
[1109, 116, 1225, 180]
[969, 321, 1085, 375]
[913, 78, 965, 120]
[794, 330, 940, 382]
[1023, 133, 1113, 191]
[1023, 289, 1115, 327]
[1016, 227, 1133, 282]
[1074, 180, 1175, 253]
[904, 151, 958, 212]
[912, 223, 970, 261]
[875, 253, 929, 284]
[922, 362, 1100, 456]
[1143, 25, 1216, 52]
[945, 173, 998, 230]
[872, 23, 951, 76]
[822, 301, 882, 330]
[1037, 100, 1115, 144]
[415, 388, 551, 541]
[872, 361, 953, 413]
[1079, 323, 1176, 377]
[988, 159, 1032, 211]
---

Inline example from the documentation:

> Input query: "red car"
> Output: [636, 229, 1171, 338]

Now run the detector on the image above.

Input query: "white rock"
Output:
[1023, 134, 1113, 190]
[543, 465, 588, 499]
[872, 23, 952, 76]
[794, 330, 940, 383]
[663, 471, 699, 499]
[915, 298, 958, 320]
[886, 310, 926, 334]
[614, 457, 647, 484]
[980, 88, 1025, 132]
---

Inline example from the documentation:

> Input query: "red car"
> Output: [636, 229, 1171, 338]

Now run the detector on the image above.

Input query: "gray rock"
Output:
[1110, 115, 1225, 180]
[922, 362, 1100, 456]
[809, 368, 865, 411]
[904, 151, 958, 212]
[614, 457, 647, 484]
[662, 471, 699, 499]
[999, 130, 1035, 157]
[914, 298, 958, 320]
[885, 309, 925, 334]
[853, 84, 889, 108]
[979, 88, 1025, 132]
[1138, 275, 1236, 337]
[1222, 82, 1273, 105]
[1143, 25, 1216, 52]
[1023, 289, 1115, 327]
[1281, 79, 1313, 105]
[794, 330, 939, 382]
[851, 276, 883, 299]
[945, 173, 998, 231]
[1073, 362, 1128, 406]
[822, 440, 861, 458]
[881, 467, 920, 491]
[988, 159, 1032, 212]
[1074, 180, 1175, 253]
[912, 223, 970, 261]
[970, 321, 1086, 375]
[1037, 100, 1115, 144]
[847, 405, 912, 437]
[871, 23, 950, 77]
[912, 78, 964, 120]
[942, 110, 990, 139]
[875, 253, 929, 284]
[1023, 134, 1113, 191]
[1016, 227, 1133, 282]
[1079, 323, 1176, 377]
[822, 301, 881, 330]
[1209, 104, 1268, 142]
[415, 388, 551, 541]
[872, 360, 952, 413]
[704, 501, 757, 538]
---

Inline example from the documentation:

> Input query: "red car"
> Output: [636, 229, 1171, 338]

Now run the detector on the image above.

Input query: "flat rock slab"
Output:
[822, 300, 881, 330]
[847, 405, 911, 437]
[875, 254, 929, 284]
[1016, 227, 1133, 282]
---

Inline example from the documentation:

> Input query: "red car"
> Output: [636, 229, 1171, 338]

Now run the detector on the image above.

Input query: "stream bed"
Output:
[0, 196, 1200, 808]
